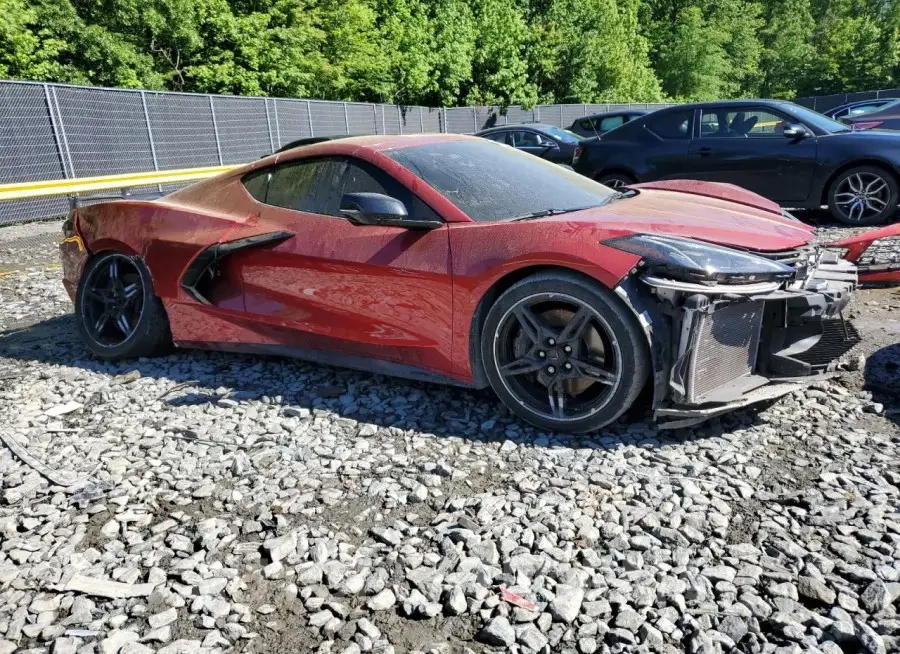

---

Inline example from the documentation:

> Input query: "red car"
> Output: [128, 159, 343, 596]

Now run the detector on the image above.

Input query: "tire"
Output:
[827, 165, 899, 225]
[480, 271, 649, 433]
[75, 252, 172, 360]
[596, 172, 635, 189]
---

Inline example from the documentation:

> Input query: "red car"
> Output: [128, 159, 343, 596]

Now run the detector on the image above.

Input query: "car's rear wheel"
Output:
[481, 272, 649, 433]
[75, 252, 171, 359]
[596, 172, 635, 189]
[828, 165, 899, 225]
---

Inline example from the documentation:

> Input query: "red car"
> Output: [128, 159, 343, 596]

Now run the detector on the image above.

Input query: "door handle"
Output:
[696, 147, 713, 156]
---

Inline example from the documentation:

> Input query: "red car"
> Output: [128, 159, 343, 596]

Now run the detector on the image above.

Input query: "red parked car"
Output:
[60, 134, 860, 432]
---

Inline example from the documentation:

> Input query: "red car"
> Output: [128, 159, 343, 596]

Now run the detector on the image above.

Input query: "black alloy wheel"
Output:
[481, 273, 649, 433]
[75, 252, 172, 359]
[596, 173, 634, 189]
[81, 253, 143, 347]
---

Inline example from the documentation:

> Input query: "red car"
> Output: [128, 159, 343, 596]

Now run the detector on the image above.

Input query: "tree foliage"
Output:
[1, 0, 898, 105]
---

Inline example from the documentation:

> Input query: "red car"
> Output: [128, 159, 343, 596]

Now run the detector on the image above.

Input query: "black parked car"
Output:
[822, 98, 899, 121]
[567, 110, 647, 138]
[575, 99, 900, 225]
[475, 124, 585, 165]
[842, 100, 900, 132]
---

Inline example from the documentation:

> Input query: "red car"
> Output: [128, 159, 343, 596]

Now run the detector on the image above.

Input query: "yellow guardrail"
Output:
[0, 164, 240, 202]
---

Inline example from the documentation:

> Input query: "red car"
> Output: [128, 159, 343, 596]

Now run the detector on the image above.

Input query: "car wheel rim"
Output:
[604, 178, 627, 189]
[834, 172, 891, 222]
[493, 293, 622, 424]
[81, 255, 144, 347]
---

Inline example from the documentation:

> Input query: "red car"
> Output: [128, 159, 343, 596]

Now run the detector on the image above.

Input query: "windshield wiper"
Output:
[508, 205, 600, 222]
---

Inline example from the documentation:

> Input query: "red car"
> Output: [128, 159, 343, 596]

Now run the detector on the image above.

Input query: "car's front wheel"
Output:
[828, 165, 899, 225]
[75, 252, 172, 359]
[596, 172, 635, 189]
[481, 272, 649, 433]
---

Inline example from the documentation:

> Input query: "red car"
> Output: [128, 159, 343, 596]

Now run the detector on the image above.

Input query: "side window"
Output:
[484, 132, 508, 144]
[647, 110, 693, 139]
[342, 159, 440, 221]
[578, 119, 594, 131]
[242, 169, 270, 202]
[724, 109, 788, 137]
[598, 115, 624, 132]
[699, 110, 726, 136]
[265, 159, 342, 215]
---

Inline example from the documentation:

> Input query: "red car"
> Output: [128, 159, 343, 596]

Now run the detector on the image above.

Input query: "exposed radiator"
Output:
[687, 301, 764, 404]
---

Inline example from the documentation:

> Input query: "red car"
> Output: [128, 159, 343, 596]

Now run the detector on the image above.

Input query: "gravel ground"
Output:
[0, 219, 899, 654]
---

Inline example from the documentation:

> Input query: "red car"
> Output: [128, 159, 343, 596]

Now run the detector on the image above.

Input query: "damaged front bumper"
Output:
[617, 250, 860, 429]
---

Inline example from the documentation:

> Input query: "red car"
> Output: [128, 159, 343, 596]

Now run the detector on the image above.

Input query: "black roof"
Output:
[475, 123, 563, 135]
[272, 135, 354, 154]
[650, 99, 796, 113]
[579, 109, 648, 121]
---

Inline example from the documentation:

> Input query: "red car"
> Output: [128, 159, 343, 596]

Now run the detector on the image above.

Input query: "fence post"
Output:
[306, 100, 315, 137]
[473, 107, 478, 132]
[398, 106, 403, 135]
[419, 107, 424, 133]
[583, 103, 588, 117]
[50, 86, 75, 178]
[264, 98, 275, 153]
[559, 105, 563, 127]
[140, 91, 162, 192]
[372, 103, 378, 134]
[534, 106, 540, 122]
[440, 108, 445, 133]
[209, 96, 224, 165]
[44, 84, 71, 179]
[344, 102, 351, 134]
[271, 99, 281, 149]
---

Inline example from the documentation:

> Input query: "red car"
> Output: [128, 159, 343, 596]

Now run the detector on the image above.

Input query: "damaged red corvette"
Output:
[60, 134, 861, 432]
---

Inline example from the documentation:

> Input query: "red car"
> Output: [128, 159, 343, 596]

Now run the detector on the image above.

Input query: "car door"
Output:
[685, 106, 817, 203]
[509, 130, 560, 160]
[234, 155, 456, 378]
[640, 109, 694, 180]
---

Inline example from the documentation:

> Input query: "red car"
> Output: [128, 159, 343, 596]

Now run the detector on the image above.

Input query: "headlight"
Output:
[605, 234, 796, 284]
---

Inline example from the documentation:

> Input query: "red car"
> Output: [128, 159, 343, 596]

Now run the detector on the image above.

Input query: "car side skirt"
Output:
[176, 341, 472, 389]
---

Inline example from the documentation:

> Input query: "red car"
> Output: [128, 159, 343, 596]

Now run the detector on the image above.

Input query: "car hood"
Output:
[562, 188, 815, 251]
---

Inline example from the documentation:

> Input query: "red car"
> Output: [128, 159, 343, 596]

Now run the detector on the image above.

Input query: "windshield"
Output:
[786, 103, 851, 133]
[386, 140, 616, 222]
[542, 126, 581, 143]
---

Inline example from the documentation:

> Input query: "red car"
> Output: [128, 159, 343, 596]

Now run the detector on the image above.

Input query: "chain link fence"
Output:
[795, 88, 900, 112]
[0, 79, 674, 226]
[4, 76, 884, 228]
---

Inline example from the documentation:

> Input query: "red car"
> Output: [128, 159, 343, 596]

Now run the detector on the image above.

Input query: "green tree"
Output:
[466, 0, 537, 107]
[655, 5, 729, 100]
[759, 0, 816, 98]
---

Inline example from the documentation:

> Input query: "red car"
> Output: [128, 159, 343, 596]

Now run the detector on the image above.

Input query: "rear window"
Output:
[385, 139, 616, 222]
[647, 110, 693, 139]
[242, 169, 270, 201]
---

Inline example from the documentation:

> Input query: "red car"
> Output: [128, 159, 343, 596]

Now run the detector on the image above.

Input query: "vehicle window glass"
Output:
[266, 159, 338, 214]
[483, 132, 507, 143]
[386, 139, 617, 222]
[242, 169, 270, 202]
[848, 103, 884, 116]
[341, 158, 440, 220]
[723, 109, 787, 137]
[579, 119, 593, 130]
[542, 126, 580, 143]
[647, 110, 692, 139]
[514, 131, 542, 147]
[599, 115, 624, 132]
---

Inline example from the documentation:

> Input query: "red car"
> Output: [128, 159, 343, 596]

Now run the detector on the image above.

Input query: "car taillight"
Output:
[851, 120, 883, 130]
[573, 146, 582, 163]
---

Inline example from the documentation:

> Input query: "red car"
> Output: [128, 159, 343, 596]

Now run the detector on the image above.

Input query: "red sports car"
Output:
[60, 134, 860, 432]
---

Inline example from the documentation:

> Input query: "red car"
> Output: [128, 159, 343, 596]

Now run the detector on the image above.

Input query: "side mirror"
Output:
[339, 192, 442, 230]
[783, 123, 810, 139]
